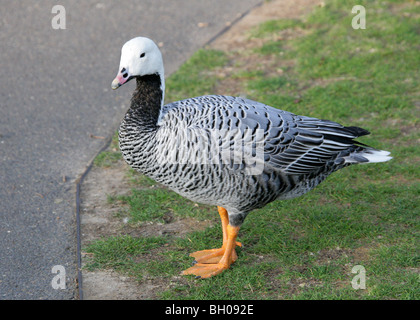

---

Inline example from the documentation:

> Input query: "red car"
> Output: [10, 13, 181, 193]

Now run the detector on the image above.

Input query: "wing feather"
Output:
[157, 95, 369, 175]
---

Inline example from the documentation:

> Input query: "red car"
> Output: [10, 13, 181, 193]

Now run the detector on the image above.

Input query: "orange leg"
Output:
[182, 206, 241, 278]
[189, 206, 241, 264]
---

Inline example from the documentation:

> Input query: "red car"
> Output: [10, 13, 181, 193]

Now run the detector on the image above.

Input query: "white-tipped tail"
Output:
[344, 148, 392, 164]
[344, 148, 392, 163]
[361, 149, 392, 163]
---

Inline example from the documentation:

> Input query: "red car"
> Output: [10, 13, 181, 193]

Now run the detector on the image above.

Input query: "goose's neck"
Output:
[128, 73, 165, 129]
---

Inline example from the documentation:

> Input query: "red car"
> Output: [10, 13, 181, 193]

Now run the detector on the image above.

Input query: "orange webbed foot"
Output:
[189, 244, 240, 264]
[182, 207, 241, 278]
[182, 262, 229, 279]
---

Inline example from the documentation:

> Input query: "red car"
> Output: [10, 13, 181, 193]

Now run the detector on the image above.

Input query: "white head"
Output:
[111, 37, 165, 90]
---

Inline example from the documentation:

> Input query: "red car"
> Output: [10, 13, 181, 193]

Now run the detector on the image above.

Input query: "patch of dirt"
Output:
[211, 0, 323, 97]
[352, 246, 372, 263]
[79, 0, 321, 300]
[80, 161, 131, 243]
[315, 247, 351, 265]
[210, 0, 323, 51]
[80, 160, 209, 243]
[79, 160, 210, 300]
[81, 270, 163, 300]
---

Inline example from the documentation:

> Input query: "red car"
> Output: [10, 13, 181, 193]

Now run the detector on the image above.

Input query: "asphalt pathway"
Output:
[0, 0, 262, 299]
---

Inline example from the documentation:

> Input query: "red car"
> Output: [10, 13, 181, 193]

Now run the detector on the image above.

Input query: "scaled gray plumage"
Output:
[120, 94, 390, 226]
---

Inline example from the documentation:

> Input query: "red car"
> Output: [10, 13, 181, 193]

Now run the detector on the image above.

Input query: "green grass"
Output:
[251, 18, 304, 37]
[165, 49, 228, 102]
[107, 188, 214, 224]
[84, 235, 167, 281]
[85, 0, 419, 300]
[93, 132, 121, 167]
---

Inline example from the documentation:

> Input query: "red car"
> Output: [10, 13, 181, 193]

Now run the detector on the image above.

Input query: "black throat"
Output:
[127, 73, 163, 130]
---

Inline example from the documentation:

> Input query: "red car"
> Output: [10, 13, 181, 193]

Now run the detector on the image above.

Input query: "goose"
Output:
[111, 37, 391, 278]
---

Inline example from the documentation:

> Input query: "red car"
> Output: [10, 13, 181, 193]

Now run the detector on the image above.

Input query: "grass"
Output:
[107, 188, 214, 224]
[93, 133, 121, 167]
[84, 235, 167, 281]
[165, 49, 228, 102]
[84, 0, 419, 300]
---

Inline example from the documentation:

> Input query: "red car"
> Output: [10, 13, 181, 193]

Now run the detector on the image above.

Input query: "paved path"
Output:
[0, 0, 261, 299]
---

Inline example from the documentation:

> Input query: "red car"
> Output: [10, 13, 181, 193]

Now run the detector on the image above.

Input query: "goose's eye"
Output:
[140, 52, 146, 58]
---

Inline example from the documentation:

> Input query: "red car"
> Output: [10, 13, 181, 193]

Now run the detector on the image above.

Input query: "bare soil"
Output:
[79, 0, 322, 300]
